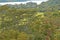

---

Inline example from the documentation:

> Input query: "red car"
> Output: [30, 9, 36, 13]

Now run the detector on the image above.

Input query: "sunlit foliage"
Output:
[0, 5, 60, 40]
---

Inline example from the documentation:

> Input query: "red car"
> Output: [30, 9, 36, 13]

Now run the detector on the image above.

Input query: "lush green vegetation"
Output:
[0, 0, 60, 40]
[0, 5, 60, 40]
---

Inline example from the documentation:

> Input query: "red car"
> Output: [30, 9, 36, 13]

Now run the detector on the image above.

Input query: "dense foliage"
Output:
[0, 0, 60, 40]
[0, 5, 60, 40]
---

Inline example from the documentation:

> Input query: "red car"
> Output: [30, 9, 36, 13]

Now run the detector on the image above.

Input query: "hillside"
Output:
[39, 0, 60, 12]
[0, 0, 60, 40]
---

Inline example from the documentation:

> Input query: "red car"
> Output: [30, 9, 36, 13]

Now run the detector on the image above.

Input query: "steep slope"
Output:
[39, 0, 60, 12]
